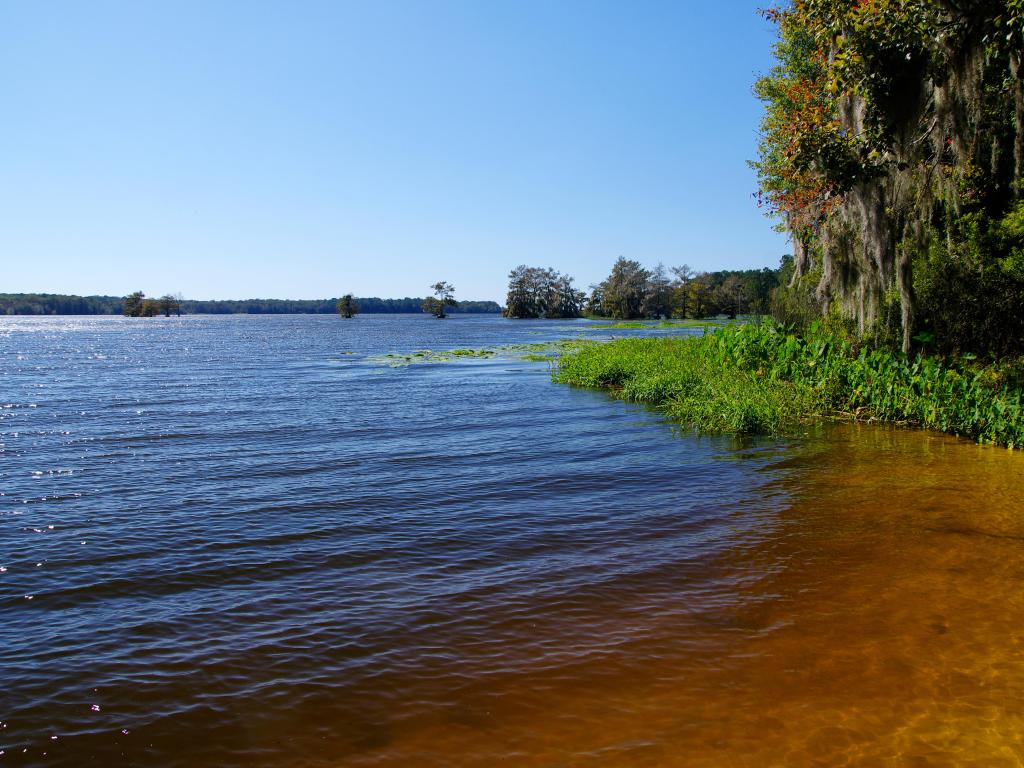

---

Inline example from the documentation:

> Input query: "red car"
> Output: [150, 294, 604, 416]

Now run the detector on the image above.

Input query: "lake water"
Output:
[2, 314, 1023, 767]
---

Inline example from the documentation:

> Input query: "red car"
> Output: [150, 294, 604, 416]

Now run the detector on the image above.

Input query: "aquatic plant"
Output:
[365, 339, 595, 368]
[554, 324, 1024, 447]
[584, 318, 730, 331]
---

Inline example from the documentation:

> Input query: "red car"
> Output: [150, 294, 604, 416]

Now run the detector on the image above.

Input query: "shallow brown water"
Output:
[340, 425, 1024, 768]
[3, 317, 1023, 767]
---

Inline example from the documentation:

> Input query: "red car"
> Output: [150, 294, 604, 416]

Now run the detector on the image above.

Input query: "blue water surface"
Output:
[0, 314, 791, 766]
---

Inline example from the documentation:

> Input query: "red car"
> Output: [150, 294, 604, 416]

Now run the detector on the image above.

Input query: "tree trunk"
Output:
[1012, 52, 1024, 193]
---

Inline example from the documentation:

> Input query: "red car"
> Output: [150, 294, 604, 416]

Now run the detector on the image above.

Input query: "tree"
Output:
[422, 281, 457, 318]
[670, 265, 694, 318]
[688, 273, 713, 319]
[599, 257, 649, 319]
[336, 293, 359, 319]
[585, 283, 605, 317]
[754, 1, 1024, 354]
[504, 265, 540, 318]
[643, 262, 673, 318]
[140, 299, 160, 317]
[504, 266, 586, 319]
[552, 273, 587, 318]
[123, 291, 145, 317]
[159, 294, 181, 317]
[721, 275, 745, 319]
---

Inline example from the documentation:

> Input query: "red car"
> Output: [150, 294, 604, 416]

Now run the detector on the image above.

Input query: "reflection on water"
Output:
[2, 316, 1023, 767]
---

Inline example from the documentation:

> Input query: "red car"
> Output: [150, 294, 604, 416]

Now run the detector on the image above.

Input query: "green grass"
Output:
[584, 318, 730, 331]
[553, 323, 1024, 447]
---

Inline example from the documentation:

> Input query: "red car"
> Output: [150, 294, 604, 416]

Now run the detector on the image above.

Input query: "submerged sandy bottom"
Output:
[339, 426, 1024, 767]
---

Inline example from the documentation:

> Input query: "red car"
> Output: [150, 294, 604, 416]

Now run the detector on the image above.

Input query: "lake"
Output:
[2, 314, 1023, 767]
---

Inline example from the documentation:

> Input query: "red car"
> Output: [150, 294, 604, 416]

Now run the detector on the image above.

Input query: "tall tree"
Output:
[504, 265, 538, 318]
[504, 266, 586, 318]
[754, 0, 1024, 354]
[422, 281, 457, 318]
[123, 291, 145, 317]
[688, 273, 713, 319]
[336, 294, 359, 319]
[159, 294, 181, 317]
[721, 275, 745, 319]
[671, 265, 694, 318]
[644, 263, 673, 318]
[600, 257, 649, 319]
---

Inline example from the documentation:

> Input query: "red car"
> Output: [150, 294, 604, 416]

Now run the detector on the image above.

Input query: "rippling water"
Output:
[2, 315, 1023, 767]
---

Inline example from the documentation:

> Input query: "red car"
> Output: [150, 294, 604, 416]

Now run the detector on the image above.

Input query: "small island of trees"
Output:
[503, 266, 587, 319]
[123, 291, 182, 317]
[422, 281, 458, 318]
[336, 294, 359, 318]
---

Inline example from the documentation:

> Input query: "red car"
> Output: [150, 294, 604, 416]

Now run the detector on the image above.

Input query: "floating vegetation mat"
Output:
[360, 340, 595, 368]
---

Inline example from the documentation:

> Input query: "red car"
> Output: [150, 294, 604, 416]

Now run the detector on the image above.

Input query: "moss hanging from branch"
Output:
[754, 0, 1024, 355]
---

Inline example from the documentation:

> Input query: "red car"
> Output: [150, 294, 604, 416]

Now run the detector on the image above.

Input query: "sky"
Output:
[1, 1, 788, 302]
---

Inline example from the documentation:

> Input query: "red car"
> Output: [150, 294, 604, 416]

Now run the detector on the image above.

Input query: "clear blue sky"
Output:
[2, 1, 787, 302]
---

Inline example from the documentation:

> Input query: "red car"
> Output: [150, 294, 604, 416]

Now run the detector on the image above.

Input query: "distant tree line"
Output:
[503, 258, 781, 320]
[0, 293, 126, 315]
[0, 293, 502, 316]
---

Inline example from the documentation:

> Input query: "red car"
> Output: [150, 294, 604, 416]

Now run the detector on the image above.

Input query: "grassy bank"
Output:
[553, 324, 1024, 447]
[583, 318, 731, 331]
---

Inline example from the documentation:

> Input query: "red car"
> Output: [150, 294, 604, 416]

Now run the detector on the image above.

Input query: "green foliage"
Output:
[0, 293, 502, 315]
[0, 293, 124, 315]
[122, 291, 146, 317]
[504, 265, 586, 319]
[553, 330, 820, 434]
[366, 339, 593, 367]
[423, 281, 458, 318]
[599, 257, 650, 319]
[159, 294, 182, 317]
[913, 203, 1024, 358]
[122, 291, 165, 318]
[583, 319, 726, 331]
[768, 260, 821, 330]
[589, 258, 781, 320]
[554, 324, 1024, 447]
[336, 293, 359, 319]
[755, 1, 1024, 355]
